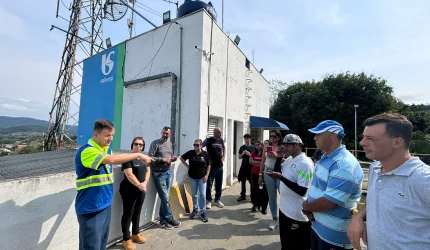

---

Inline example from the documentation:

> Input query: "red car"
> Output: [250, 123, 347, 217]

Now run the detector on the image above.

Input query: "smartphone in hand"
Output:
[266, 146, 273, 152]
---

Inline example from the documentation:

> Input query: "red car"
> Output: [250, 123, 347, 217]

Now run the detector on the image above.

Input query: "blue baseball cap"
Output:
[308, 120, 345, 138]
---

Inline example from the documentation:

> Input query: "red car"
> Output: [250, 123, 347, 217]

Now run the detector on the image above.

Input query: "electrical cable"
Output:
[128, 23, 173, 87]
[136, 1, 162, 15]
[135, 2, 162, 17]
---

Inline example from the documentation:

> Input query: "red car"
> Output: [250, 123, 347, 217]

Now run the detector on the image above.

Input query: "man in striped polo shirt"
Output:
[303, 120, 364, 250]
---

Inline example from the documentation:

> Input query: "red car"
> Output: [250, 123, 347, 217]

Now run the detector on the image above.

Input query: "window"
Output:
[245, 58, 250, 69]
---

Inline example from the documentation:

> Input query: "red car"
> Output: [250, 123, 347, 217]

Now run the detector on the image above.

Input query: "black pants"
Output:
[279, 210, 311, 250]
[120, 191, 145, 241]
[311, 229, 353, 250]
[251, 173, 269, 211]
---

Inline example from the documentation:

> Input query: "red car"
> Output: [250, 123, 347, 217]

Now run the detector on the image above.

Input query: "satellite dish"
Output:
[104, 0, 128, 21]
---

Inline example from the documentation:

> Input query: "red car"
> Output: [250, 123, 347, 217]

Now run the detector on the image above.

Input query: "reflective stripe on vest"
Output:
[91, 153, 108, 170]
[76, 173, 114, 191]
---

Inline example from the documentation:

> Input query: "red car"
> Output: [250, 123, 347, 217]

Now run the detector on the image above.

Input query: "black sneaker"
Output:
[169, 218, 181, 228]
[237, 196, 246, 201]
[189, 209, 198, 219]
[200, 212, 209, 222]
[261, 209, 267, 215]
[251, 205, 257, 212]
[164, 222, 173, 230]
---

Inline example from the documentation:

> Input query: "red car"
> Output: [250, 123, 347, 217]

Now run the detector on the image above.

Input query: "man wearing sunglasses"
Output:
[148, 126, 181, 230]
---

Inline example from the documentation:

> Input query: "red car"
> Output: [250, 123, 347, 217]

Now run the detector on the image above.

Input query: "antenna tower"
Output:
[45, 0, 104, 151]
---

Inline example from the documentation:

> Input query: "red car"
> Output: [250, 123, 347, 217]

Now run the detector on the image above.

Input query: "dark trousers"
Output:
[279, 210, 311, 250]
[120, 191, 146, 241]
[77, 206, 111, 250]
[251, 173, 269, 211]
[311, 229, 353, 250]
[240, 179, 253, 197]
[206, 167, 223, 201]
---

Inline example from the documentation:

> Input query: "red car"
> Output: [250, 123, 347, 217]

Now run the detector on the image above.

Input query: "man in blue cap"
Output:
[302, 120, 364, 250]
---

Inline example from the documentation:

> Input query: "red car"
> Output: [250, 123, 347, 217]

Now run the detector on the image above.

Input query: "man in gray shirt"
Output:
[348, 113, 430, 250]
[149, 126, 181, 230]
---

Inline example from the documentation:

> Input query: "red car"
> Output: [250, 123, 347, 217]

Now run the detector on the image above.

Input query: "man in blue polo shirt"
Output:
[303, 120, 364, 250]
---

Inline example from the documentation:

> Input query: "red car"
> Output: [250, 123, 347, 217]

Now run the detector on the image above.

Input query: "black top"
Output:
[313, 150, 323, 162]
[239, 144, 255, 168]
[203, 137, 225, 168]
[181, 150, 211, 179]
[119, 159, 148, 194]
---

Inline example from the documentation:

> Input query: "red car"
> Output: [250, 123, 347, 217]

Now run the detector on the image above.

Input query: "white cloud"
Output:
[0, 103, 29, 111]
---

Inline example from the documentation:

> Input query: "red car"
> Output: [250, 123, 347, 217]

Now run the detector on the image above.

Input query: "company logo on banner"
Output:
[101, 51, 115, 75]
[100, 51, 115, 83]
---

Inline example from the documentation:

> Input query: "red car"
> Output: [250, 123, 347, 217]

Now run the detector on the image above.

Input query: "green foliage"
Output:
[18, 145, 41, 155]
[270, 72, 397, 148]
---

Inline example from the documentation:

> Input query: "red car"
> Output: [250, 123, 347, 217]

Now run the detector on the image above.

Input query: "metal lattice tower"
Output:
[45, 0, 104, 151]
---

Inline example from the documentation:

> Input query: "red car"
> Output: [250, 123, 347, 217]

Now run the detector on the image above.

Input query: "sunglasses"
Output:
[270, 135, 278, 138]
[193, 144, 201, 147]
[133, 143, 144, 147]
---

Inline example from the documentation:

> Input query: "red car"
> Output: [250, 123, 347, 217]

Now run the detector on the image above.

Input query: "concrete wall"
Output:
[122, 11, 205, 156]
[198, 12, 270, 187]
[0, 161, 188, 250]
[120, 77, 174, 151]
[0, 173, 77, 250]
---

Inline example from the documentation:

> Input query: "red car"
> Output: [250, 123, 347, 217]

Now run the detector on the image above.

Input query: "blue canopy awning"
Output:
[250, 116, 289, 130]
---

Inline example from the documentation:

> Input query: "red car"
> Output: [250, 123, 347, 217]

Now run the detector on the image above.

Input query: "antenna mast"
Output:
[45, 0, 104, 151]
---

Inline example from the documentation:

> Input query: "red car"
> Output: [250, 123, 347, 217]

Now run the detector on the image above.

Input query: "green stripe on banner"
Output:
[112, 43, 125, 149]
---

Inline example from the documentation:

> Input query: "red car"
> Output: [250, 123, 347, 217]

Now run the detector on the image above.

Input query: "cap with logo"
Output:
[308, 120, 345, 138]
[281, 134, 303, 144]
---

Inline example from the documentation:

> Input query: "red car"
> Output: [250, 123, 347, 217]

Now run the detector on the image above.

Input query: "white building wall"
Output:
[122, 11, 205, 156]
[199, 12, 270, 187]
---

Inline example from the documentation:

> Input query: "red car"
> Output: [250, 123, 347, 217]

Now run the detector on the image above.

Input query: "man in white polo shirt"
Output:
[348, 113, 430, 250]
[268, 134, 314, 250]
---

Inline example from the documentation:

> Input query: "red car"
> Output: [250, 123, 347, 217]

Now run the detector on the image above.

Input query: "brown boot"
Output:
[131, 233, 147, 244]
[121, 240, 136, 250]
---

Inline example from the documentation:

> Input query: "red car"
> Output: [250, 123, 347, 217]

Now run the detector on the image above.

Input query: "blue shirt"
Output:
[308, 145, 364, 248]
[75, 139, 113, 215]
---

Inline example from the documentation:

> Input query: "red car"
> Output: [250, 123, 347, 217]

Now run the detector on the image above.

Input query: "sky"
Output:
[0, 0, 429, 121]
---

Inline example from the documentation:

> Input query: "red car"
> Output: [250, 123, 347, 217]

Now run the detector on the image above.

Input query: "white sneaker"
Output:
[268, 220, 278, 230]
[206, 200, 212, 209]
[214, 200, 224, 208]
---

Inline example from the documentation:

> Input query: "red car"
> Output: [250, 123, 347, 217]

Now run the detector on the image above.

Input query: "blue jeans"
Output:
[311, 229, 353, 250]
[206, 167, 223, 201]
[152, 170, 173, 224]
[264, 168, 280, 218]
[77, 206, 111, 250]
[189, 177, 207, 213]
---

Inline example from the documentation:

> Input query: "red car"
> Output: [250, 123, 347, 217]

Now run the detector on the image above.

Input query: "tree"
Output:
[270, 72, 398, 149]
[19, 145, 40, 155]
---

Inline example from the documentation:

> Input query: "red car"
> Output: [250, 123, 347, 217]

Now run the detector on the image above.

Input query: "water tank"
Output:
[177, 0, 217, 21]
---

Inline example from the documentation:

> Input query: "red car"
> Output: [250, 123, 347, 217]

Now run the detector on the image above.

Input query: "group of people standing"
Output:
[74, 121, 227, 250]
[74, 112, 430, 250]
[237, 114, 430, 250]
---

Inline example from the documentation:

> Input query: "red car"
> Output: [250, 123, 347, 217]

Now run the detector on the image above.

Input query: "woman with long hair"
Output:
[120, 137, 150, 250]
[249, 140, 269, 213]
[259, 130, 282, 230]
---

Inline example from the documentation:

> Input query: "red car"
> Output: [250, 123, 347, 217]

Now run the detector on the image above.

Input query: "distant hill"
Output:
[0, 125, 47, 135]
[0, 116, 77, 135]
[0, 116, 48, 128]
